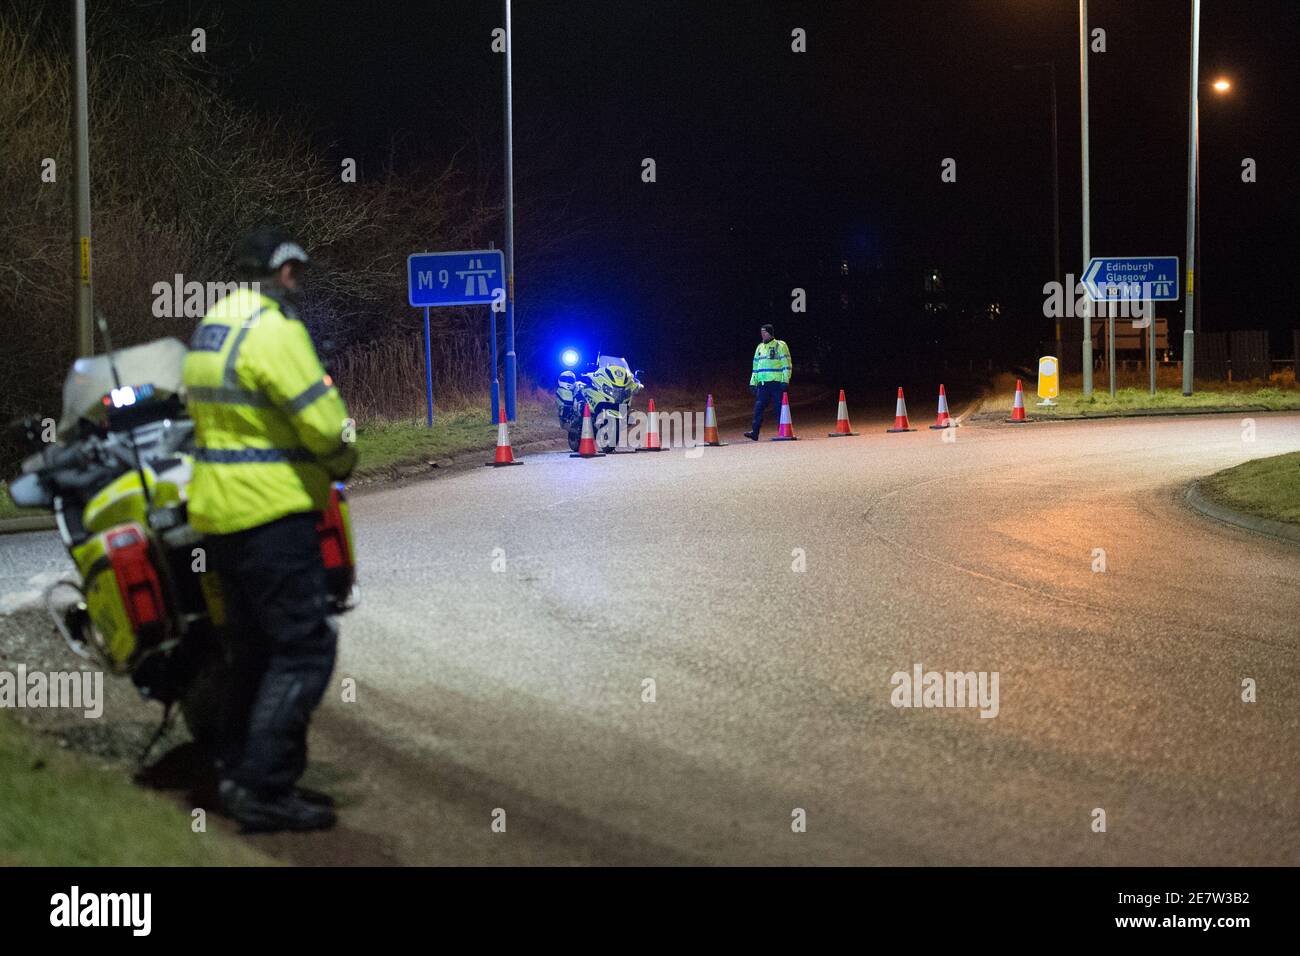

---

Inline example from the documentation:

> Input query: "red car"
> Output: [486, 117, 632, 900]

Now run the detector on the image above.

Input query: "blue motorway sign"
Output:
[1083, 256, 1180, 302]
[407, 249, 505, 307]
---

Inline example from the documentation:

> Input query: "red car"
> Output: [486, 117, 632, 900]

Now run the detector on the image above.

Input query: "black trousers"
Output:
[750, 381, 788, 436]
[207, 511, 337, 796]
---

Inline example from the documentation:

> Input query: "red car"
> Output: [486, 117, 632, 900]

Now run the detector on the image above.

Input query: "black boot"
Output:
[219, 780, 336, 833]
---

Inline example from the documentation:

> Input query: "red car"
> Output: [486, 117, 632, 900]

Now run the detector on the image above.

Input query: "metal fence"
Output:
[1194, 332, 1228, 380]
[1045, 329, 1295, 381]
[1229, 331, 1271, 381]
[1188, 330, 1283, 381]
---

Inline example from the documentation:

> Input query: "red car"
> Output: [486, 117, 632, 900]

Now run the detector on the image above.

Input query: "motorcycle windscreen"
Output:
[6, 473, 51, 509]
[58, 337, 188, 438]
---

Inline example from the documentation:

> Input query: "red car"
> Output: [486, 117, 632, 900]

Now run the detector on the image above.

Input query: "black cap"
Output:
[761, 324, 775, 337]
[234, 227, 309, 278]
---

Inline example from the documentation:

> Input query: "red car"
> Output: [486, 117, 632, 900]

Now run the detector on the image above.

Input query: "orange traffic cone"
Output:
[570, 402, 607, 457]
[928, 384, 954, 430]
[699, 394, 726, 446]
[771, 391, 798, 441]
[486, 405, 524, 466]
[641, 398, 664, 451]
[886, 387, 915, 432]
[1006, 379, 1029, 423]
[828, 389, 858, 436]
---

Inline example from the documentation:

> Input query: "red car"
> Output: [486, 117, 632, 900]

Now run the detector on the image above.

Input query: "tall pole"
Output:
[1182, 0, 1200, 394]
[1049, 61, 1062, 363]
[1079, 0, 1092, 394]
[1194, 150, 1201, 335]
[502, 0, 518, 421]
[72, 0, 94, 357]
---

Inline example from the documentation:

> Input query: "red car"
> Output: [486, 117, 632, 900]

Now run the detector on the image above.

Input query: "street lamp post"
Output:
[72, 0, 94, 357]
[1079, 0, 1092, 395]
[502, 0, 518, 421]
[1182, 0, 1201, 395]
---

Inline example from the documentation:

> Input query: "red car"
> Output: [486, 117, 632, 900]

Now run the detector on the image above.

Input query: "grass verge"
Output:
[352, 395, 560, 480]
[1198, 451, 1300, 527]
[980, 370, 1300, 419]
[0, 712, 271, 865]
[1034, 386, 1300, 417]
[0, 481, 42, 521]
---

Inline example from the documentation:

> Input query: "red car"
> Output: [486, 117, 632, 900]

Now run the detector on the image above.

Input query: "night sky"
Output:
[205, 0, 1299, 376]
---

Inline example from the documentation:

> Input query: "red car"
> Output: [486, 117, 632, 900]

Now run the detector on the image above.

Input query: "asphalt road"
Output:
[4, 403, 1299, 864]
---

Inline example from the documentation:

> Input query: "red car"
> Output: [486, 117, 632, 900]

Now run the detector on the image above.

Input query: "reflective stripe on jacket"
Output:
[182, 288, 355, 534]
[750, 339, 792, 386]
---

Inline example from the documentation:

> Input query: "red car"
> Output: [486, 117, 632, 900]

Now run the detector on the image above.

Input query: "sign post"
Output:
[1109, 299, 1116, 398]
[422, 307, 434, 427]
[407, 249, 506, 427]
[1147, 299, 1157, 396]
[1083, 256, 1179, 398]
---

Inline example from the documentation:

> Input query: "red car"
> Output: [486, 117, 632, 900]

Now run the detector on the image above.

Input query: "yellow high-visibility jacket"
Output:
[750, 339, 792, 386]
[182, 288, 355, 535]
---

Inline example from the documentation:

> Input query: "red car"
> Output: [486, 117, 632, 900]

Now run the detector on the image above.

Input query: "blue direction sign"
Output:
[1083, 256, 1179, 302]
[407, 249, 505, 307]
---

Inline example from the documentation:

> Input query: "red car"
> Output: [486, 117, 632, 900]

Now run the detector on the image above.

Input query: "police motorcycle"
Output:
[7, 326, 357, 758]
[555, 354, 644, 453]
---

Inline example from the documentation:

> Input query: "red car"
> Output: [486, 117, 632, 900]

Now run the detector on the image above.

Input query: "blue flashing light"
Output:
[560, 348, 580, 368]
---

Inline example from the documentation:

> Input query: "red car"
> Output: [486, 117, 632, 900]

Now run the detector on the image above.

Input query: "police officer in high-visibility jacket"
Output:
[183, 227, 355, 832]
[743, 324, 792, 440]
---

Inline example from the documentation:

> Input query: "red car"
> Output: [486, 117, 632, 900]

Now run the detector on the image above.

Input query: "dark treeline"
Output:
[0, 0, 575, 469]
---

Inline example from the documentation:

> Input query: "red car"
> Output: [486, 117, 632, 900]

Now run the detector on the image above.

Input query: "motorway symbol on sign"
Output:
[408, 249, 506, 307]
[1083, 256, 1180, 302]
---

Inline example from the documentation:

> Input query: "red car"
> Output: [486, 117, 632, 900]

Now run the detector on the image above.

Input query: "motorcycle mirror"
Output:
[634, 369, 644, 380]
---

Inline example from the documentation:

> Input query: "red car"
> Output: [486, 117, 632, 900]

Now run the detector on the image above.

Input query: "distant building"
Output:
[923, 268, 947, 312]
